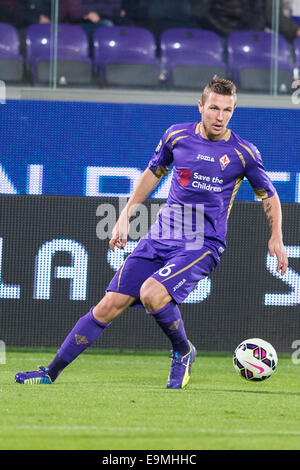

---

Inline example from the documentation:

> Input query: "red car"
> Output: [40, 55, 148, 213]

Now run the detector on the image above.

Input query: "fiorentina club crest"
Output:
[219, 154, 230, 171]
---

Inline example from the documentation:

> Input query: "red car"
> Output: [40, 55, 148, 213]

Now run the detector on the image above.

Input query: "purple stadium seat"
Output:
[160, 28, 226, 89]
[227, 31, 293, 92]
[0, 22, 23, 82]
[26, 24, 92, 85]
[292, 16, 300, 27]
[93, 26, 160, 87]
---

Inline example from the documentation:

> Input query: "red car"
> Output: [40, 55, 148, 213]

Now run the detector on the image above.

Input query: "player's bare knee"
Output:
[93, 297, 116, 324]
[140, 278, 171, 312]
[93, 292, 133, 323]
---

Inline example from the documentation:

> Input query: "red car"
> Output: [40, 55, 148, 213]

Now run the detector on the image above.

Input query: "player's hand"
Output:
[109, 235, 127, 251]
[268, 236, 288, 276]
[109, 214, 129, 251]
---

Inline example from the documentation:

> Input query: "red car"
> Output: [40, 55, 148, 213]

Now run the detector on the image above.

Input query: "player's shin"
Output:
[46, 307, 110, 381]
[146, 301, 190, 355]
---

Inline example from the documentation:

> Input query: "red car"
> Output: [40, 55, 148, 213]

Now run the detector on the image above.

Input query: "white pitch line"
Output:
[0, 425, 300, 436]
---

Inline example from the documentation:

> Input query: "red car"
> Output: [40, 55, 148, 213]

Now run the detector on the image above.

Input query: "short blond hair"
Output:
[202, 75, 237, 105]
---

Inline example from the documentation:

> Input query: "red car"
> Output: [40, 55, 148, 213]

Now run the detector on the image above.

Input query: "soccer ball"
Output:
[233, 338, 278, 381]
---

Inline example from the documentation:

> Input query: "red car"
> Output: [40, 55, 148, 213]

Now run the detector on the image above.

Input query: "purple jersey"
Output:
[148, 121, 276, 254]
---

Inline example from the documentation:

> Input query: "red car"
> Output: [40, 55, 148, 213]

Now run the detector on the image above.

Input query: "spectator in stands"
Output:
[266, 0, 300, 40]
[282, 0, 293, 16]
[18, 1, 51, 28]
[190, 0, 266, 37]
[188, 0, 210, 27]
[80, 1, 122, 50]
[18, 0, 81, 28]
[121, 0, 198, 41]
[0, 0, 21, 27]
[266, 0, 300, 41]
[60, 0, 128, 27]
[191, 0, 300, 42]
[81, 1, 123, 25]
[265, 0, 300, 41]
[57, 0, 82, 24]
[119, 0, 141, 26]
[22, 0, 82, 26]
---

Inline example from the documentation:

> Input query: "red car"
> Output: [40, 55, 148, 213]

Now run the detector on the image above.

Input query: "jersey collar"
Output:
[195, 122, 231, 142]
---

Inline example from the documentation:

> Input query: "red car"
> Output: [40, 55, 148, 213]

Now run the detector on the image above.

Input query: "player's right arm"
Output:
[109, 168, 162, 251]
[109, 127, 174, 251]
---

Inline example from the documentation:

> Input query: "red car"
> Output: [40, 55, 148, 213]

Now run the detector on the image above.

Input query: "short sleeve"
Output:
[148, 127, 174, 178]
[243, 143, 276, 200]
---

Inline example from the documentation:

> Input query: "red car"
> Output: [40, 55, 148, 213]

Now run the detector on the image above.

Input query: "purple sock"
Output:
[47, 307, 110, 381]
[146, 301, 190, 355]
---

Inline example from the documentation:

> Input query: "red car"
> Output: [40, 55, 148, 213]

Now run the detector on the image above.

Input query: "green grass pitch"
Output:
[1, 349, 300, 450]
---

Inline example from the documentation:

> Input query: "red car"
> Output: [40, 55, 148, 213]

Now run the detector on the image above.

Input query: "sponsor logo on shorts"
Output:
[173, 278, 187, 291]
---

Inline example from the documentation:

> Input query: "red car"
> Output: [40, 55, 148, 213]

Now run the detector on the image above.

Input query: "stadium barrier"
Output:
[0, 195, 299, 353]
[0, 99, 299, 203]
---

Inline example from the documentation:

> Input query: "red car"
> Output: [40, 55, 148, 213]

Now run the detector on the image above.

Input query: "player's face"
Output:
[198, 92, 236, 141]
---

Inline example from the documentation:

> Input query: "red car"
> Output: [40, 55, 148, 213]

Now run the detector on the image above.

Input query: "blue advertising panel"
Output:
[0, 99, 299, 201]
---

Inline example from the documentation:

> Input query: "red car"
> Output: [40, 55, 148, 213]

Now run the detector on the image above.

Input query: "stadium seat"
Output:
[292, 16, 300, 27]
[0, 22, 23, 82]
[93, 26, 160, 87]
[25, 24, 92, 85]
[227, 31, 293, 93]
[159, 28, 226, 89]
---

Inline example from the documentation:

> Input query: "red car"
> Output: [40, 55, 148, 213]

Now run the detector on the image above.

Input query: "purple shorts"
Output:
[106, 237, 219, 307]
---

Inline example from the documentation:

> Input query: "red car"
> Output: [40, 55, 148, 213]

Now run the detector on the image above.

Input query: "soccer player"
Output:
[15, 76, 288, 388]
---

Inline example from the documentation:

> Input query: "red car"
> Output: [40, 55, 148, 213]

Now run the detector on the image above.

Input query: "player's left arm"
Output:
[262, 192, 288, 276]
[241, 141, 288, 276]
